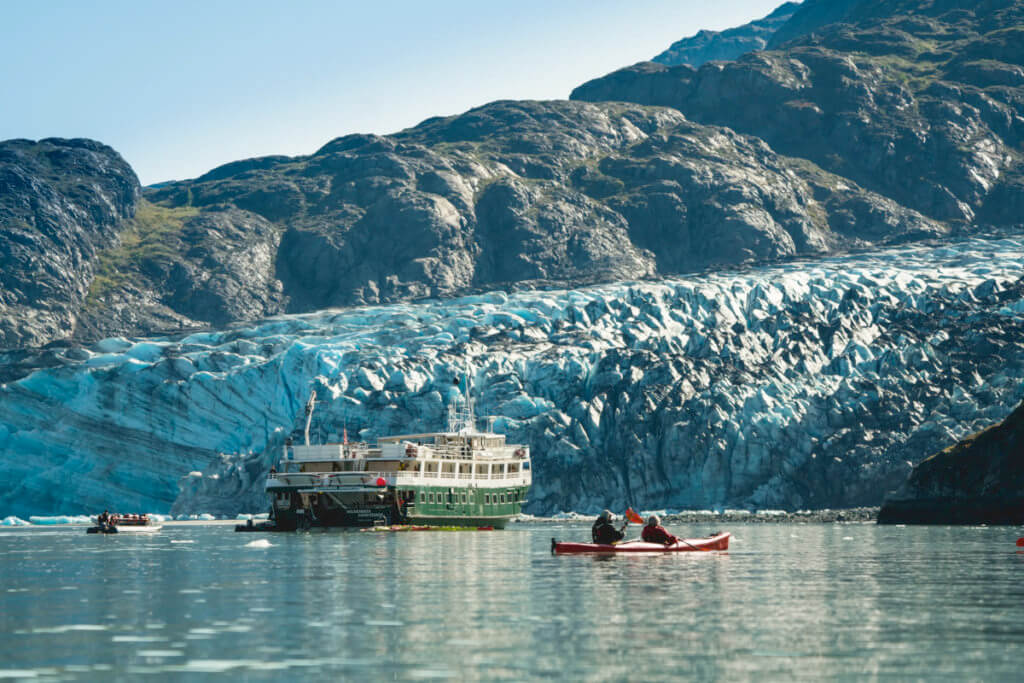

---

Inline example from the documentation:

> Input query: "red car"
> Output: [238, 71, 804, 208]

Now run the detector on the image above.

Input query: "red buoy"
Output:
[1016, 538, 1024, 547]
[376, 477, 386, 487]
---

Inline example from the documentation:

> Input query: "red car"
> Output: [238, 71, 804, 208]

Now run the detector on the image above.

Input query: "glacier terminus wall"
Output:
[1, 236, 1023, 517]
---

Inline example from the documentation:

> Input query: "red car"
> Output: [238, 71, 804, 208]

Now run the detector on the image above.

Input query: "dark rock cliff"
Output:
[878, 399, 1024, 524]
[768, 0, 865, 48]
[145, 100, 936, 316]
[0, 138, 139, 348]
[0, 99, 937, 348]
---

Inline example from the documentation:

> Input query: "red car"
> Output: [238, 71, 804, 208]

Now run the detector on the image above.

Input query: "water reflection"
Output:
[1, 523, 1023, 679]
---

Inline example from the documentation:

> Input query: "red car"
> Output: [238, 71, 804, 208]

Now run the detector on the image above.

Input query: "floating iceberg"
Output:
[27, 515, 92, 525]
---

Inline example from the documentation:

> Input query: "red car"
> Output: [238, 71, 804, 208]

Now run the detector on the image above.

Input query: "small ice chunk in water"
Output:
[245, 539, 273, 548]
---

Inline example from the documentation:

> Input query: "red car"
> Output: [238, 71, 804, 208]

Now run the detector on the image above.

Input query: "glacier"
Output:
[1, 236, 1023, 517]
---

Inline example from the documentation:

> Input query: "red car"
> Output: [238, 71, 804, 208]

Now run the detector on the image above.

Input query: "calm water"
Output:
[1, 522, 1023, 681]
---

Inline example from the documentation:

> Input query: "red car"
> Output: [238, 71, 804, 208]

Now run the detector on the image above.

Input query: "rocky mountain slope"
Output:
[2, 98, 942, 350]
[3, 0, 1023, 356]
[5, 1, 1023, 353]
[0, 139, 138, 348]
[1, 236, 1021, 517]
[878, 398, 1024, 524]
[652, 2, 799, 67]
[573, 0, 1024, 226]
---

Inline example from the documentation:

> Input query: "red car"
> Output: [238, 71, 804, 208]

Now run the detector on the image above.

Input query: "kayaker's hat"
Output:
[647, 515, 659, 526]
[600, 509, 612, 521]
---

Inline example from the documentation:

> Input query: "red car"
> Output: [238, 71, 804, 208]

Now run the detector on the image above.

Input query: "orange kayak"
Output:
[552, 532, 730, 554]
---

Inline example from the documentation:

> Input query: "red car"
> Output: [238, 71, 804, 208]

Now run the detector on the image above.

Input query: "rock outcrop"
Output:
[878, 400, 1024, 524]
[9, 99, 934, 347]
[572, 0, 1024, 226]
[653, 2, 799, 67]
[0, 139, 139, 348]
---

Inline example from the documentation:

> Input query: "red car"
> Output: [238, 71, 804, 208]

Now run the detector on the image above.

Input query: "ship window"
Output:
[419, 492, 425, 503]
[484, 494, 490, 505]
[461, 493, 467, 505]
[500, 494, 506, 504]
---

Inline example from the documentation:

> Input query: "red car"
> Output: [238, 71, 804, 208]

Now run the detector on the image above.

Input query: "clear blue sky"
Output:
[1, 1, 783, 185]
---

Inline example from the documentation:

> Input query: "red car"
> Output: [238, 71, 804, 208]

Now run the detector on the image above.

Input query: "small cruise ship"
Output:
[266, 393, 532, 529]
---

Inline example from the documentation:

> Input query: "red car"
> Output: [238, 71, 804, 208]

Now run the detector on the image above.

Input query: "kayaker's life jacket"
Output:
[641, 525, 677, 545]
[592, 520, 624, 545]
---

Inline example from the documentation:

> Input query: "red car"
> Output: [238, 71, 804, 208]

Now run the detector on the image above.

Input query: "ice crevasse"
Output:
[0, 236, 1022, 517]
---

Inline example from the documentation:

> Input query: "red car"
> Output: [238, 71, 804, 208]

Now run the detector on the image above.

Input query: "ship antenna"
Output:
[303, 390, 317, 446]
[447, 372, 477, 433]
[448, 376, 460, 433]
[467, 369, 475, 433]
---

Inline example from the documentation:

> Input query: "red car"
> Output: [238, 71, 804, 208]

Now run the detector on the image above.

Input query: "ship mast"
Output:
[447, 372, 476, 433]
[303, 390, 317, 446]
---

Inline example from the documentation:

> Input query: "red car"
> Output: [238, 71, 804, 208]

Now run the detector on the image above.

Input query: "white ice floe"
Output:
[27, 516, 92, 525]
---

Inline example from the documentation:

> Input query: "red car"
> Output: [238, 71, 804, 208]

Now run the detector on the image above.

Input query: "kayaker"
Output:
[641, 515, 678, 545]
[591, 510, 625, 545]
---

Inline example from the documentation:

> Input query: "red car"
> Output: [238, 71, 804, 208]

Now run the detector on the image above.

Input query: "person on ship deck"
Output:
[641, 515, 678, 545]
[591, 510, 625, 545]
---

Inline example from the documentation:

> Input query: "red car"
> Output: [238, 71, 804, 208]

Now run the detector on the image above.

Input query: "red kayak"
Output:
[552, 532, 730, 554]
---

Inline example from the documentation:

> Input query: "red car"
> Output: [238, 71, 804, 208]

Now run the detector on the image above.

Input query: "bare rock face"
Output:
[878, 400, 1024, 524]
[2, 97, 947, 347]
[0, 138, 139, 348]
[7, 1, 1024, 351]
[653, 2, 800, 67]
[143, 100, 938, 320]
[572, 0, 1024, 226]
[73, 202, 287, 342]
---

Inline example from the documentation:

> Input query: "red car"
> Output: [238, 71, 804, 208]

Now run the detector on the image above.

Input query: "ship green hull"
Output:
[400, 483, 529, 529]
[269, 483, 529, 530]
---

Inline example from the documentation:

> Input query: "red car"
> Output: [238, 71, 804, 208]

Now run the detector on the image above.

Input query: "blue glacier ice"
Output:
[1, 236, 1023, 517]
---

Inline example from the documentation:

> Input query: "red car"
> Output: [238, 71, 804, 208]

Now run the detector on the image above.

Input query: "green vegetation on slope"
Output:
[86, 199, 198, 303]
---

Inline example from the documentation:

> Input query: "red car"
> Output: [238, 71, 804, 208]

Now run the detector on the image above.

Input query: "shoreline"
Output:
[522, 507, 881, 525]
[3, 508, 883, 530]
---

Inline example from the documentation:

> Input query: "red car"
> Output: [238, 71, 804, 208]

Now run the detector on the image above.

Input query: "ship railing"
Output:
[268, 471, 398, 489]
[397, 444, 529, 461]
[270, 468, 529, 485]
[267, 468, 531, 487]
